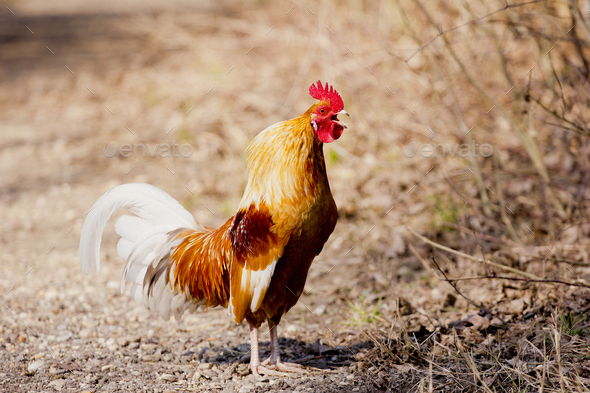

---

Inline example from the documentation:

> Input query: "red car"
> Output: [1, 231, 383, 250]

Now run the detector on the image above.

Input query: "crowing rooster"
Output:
[79, 81, 348, 376]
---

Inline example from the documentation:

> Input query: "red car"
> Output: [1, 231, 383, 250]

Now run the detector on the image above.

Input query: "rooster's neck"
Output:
[238, 111, 329, 213]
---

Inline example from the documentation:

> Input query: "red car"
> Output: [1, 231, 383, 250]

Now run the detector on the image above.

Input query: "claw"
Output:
[254, 365, 289, 377]
[261, 358, 307, 374]
[272, 361, 308, 374]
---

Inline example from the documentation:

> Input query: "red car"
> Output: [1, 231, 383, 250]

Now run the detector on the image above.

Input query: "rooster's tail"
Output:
[79, 183, 205, 320]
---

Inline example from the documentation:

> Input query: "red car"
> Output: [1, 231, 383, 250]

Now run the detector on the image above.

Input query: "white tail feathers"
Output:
[79, 183, 205, 320]
[79, 183, 199, 274]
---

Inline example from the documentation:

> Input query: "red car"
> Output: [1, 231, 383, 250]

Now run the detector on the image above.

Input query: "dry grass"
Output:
[1, 0, 590, 391]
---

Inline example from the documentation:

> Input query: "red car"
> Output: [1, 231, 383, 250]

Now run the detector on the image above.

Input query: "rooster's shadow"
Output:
[184, 338, 372, 370]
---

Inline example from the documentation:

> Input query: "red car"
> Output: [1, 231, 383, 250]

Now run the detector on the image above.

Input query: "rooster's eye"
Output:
[320, 109, 325, 113]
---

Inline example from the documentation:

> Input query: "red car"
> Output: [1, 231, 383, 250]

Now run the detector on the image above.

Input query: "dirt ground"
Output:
[2, 1, 590, 392]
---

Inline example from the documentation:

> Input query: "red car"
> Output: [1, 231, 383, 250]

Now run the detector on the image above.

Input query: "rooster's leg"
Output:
[260, 321, 307, 373]
[249, 324, 288, 377]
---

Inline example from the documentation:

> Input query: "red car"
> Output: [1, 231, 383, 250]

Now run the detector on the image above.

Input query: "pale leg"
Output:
[261, 321, 307, 373]
[249, 324, 289, 377]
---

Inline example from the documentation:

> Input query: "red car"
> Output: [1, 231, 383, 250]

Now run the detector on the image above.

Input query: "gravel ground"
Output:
[0, 2, 400, 392]
[4, 1, 590, 392]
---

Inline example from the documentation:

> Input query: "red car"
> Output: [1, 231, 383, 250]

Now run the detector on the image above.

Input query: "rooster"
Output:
[79, 81, 348, 376]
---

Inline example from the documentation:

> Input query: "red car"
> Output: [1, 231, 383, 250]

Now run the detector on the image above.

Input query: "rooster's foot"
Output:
[252, 365, 289, 377]
[261, 360, 308, 374]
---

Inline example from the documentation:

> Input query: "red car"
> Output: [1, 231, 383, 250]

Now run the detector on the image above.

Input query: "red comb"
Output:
[309, 80, 343, 112]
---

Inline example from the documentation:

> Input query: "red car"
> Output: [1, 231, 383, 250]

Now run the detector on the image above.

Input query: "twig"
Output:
[528, 94, 589, 136]
[396, 0, 492, 216]
[547, 51, 567, 117]
[508, 252, 590, 267]
[430, 257, 482, 310]
[494, 155, 523, 245]
[409, 243, 434, 275]
[438, 222, 519, 247]
[406, 0, 545, 61]
[410, 228, 590, 287]
[453, 331, 495, 393]
[408, 228, 538, 279]
[542, 221, 590, 270]
[472, 229, 492, 275]
[431, 274, 590, 289]
[413, 0, 566, 216]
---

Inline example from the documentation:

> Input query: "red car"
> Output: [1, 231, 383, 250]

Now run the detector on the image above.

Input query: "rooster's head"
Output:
[309, 80, 348, 143]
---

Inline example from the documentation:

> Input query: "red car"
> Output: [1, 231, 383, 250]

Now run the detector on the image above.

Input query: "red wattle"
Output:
[332, 124, 344, 140]
[317, 123, 343, 143]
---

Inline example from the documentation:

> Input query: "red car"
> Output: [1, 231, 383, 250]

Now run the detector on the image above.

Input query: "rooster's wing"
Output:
[227, 203, 290, 323]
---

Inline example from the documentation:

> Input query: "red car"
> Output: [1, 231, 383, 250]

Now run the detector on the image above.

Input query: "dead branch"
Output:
[408, 228, 538, 279]
[434, 273, 590, 289]
[507, 252, 590, 267]
[406, 0, 545, 62]
[429, 257, 485, 311]
[528, 95, 589, 136]
[408, 228, 590, 287]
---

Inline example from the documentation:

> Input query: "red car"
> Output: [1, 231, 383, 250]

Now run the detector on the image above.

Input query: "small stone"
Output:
[313, 305, 326, 315]
[48, 379, 66, 390]
[101, 364, 114, 372]
[78, 328, 93, 338]
[104, 381, 118, 391]
[28, 359, 45, 373]
[33, 353, 45, 360]
[128, 342, 139, 349]
[105, 337, 117, 351]
[160, 373, 177, 382]
[192, 371, 202, 381]
[56, 333, 71, 342]
[116, 336, 130, 346]
[256, 377, 269, 382]
[15, 354, 24, 362]
[238, 384, 254, 393]
[198, 363, 212, 370]
[346, 374, 355, 380]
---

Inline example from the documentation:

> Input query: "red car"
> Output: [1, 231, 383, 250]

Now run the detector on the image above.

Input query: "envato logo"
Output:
[403, 141, 493, 158]
[103, 141, 193, 158]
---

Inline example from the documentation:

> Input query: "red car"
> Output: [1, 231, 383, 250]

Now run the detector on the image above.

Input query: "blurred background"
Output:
[2, 0, 590, 391]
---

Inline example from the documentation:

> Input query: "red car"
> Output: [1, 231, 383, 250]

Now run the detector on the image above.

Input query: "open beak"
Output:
[332, 110, 349, 129]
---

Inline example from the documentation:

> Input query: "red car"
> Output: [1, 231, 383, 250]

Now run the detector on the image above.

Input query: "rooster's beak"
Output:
[332, 109, 349, 129]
